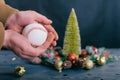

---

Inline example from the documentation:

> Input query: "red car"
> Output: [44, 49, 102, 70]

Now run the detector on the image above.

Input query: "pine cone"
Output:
[62, 60, 72, 69]
[72, 59, 86, 69]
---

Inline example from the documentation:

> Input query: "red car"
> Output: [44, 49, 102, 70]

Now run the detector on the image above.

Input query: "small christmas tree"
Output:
[63, 8, 81, 57]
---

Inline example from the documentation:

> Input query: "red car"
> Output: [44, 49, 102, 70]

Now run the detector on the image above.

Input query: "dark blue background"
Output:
[5, 0, 120, 48]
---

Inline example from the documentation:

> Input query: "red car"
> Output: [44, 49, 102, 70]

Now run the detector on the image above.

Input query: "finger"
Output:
[16, 51, 42, 64]
[47, 40, 57, 50]
[46, 41, 57, 50]
[44, 25, 59, 40]
[22, 55, 42, 64]
[14, 50, 34, 61]
[48, 45, 53, 50]
[51, 40, 57, 46]
[35, 13, 52, 25]
[30, 57, 42, 64]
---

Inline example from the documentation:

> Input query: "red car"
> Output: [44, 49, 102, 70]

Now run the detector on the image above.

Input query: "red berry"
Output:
[54, 56, 61, 61]
[54, 51, 59, 56]
[81, 50, 88, 58]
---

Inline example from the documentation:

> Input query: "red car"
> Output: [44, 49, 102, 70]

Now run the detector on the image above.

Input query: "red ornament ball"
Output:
[67, 53, 77, 61]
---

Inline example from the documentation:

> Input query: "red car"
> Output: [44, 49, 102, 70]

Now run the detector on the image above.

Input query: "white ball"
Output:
[22, 23, 48, 46]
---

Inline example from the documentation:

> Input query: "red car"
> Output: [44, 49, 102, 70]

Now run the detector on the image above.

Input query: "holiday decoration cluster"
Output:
[39, 8, 110, 72]
[40, 46, 110, 72]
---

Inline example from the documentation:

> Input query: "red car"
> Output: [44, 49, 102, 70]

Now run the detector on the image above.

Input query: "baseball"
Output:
[22, 23, 48, 46]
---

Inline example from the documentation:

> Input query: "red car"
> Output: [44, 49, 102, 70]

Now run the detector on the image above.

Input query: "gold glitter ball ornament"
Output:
[54, 61, 63, 72]
[14, 66, 26, 77]
[85, 60, 94, 70]
[97, 56, 106, 65]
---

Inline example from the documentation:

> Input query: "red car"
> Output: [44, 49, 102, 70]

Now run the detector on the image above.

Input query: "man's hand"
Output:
[6, 10, 58, 47]
[3, 30, 55, 64]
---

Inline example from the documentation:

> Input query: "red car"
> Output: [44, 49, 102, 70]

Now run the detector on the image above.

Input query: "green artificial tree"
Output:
[63, 8, 81, 57]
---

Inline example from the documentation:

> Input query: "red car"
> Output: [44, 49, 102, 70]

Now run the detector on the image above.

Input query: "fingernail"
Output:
[31, 57, 42, 64]
[49, 19, 52, 23]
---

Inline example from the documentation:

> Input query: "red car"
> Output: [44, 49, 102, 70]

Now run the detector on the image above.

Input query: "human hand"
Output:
[6, 10, 58, 47]
[3, 30, 55, 64]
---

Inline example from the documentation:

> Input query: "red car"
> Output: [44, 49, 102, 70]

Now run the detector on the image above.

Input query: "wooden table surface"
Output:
[0, 49, 120, 80]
